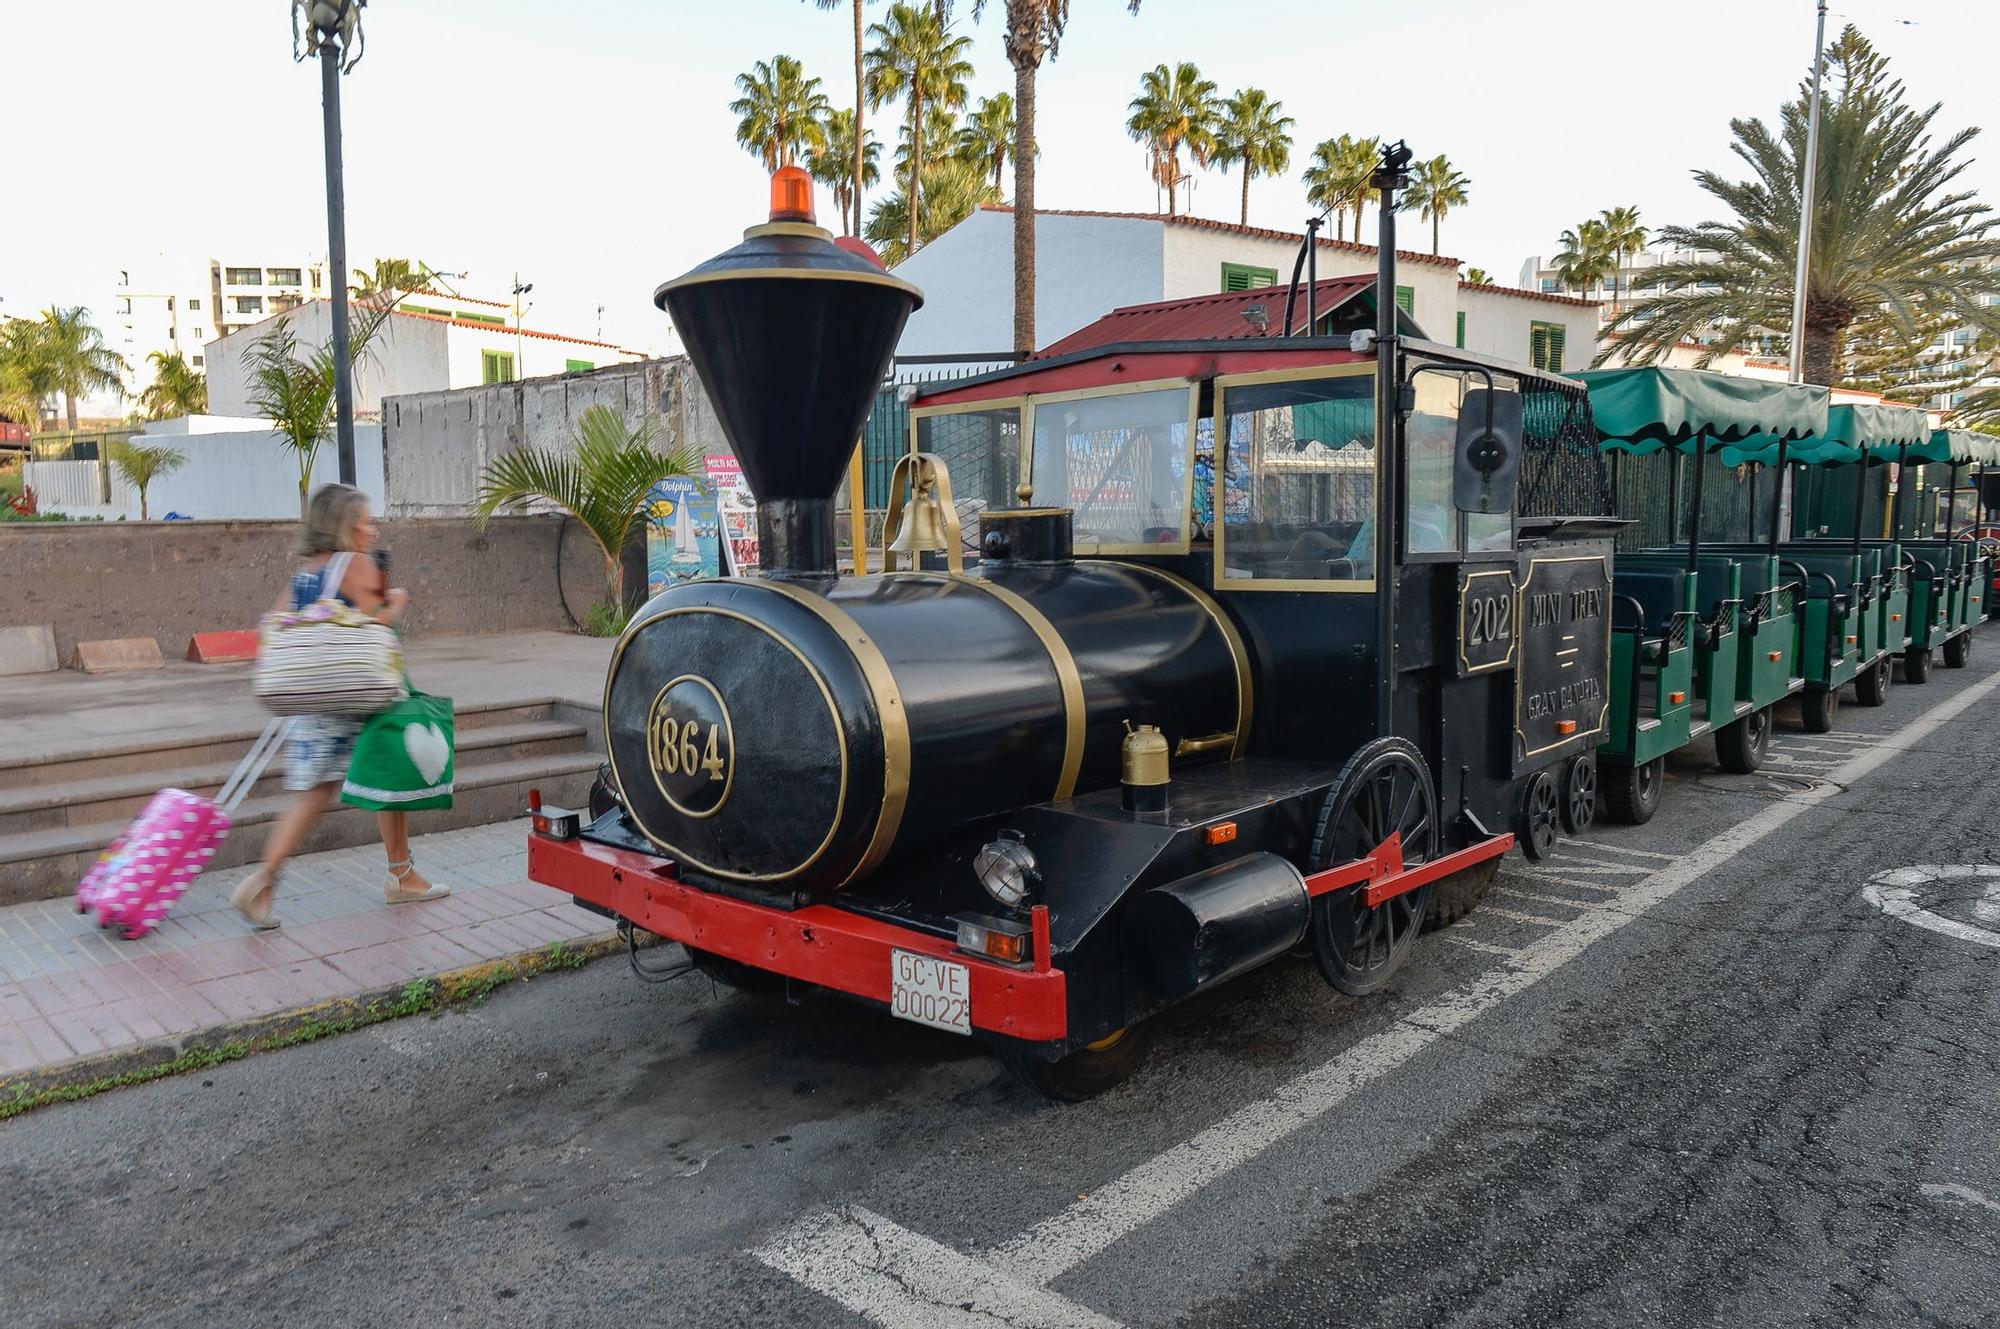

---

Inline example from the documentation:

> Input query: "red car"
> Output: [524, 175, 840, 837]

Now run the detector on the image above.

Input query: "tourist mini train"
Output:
[525, 154, 1990, 1098]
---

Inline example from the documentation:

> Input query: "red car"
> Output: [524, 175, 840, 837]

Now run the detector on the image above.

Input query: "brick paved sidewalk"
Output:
[0, 821, 608, 1084]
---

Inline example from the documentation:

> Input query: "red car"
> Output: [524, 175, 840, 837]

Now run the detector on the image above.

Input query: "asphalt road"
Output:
[8, 635, 2000, 1328]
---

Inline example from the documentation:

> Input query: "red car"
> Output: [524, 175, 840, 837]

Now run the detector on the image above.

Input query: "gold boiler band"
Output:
[1097, 560, 1256, 760]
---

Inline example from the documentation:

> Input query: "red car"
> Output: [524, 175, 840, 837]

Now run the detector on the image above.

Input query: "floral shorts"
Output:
[285, 712, 365, 791]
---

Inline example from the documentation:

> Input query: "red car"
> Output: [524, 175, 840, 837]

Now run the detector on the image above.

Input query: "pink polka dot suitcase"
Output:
[76, 719, 292, 940]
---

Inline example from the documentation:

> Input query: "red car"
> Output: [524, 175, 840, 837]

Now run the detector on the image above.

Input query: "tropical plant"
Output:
[137, 350, 207, 419]
[808, 0, 872, 240]
[349, 258, 431, 301]
[32, 307, 124, 432]
[0, 319, 55, 431]
[242, 309, 386, 516]
[892, 106, 962, 192]
[1212, 88, 1293, 227]
[1464, 267, 1495, 286]
[1596, 205, 1647, 310]
[731, 55, 832, 171]
[1126, 62, 1218, 217]
[1554, 219, 1616, 302]
[1302, 133, 1380, 243]
[1400, 154, 1470, 257]
[866, 3, 975, 260]
[473, 404, 704, 615]
[806, 108, 881, 234]
[969, 0, 1141, 354]
[1600, 26, 2000, 385]
[865, 153, 1002, 264]
[108, 439, 187, 520]
[956, 92, 1018, 192]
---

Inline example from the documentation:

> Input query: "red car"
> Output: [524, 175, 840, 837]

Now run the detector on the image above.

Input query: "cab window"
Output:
[1025, 385, 1195, 551]
[915, 405, 1023, 524]
[1217, 369, 1376, 588]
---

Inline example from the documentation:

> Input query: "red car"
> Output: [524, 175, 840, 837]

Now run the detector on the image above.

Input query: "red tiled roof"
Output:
[1039, 277, 1375, 357]
[408, 289, 508, 308]
[1458, 281, 1599, 308]
[976, 205, 1462, 269]
[391, 307, 630, 352]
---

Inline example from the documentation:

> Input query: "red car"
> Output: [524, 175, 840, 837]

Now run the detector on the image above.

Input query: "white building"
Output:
[203, 299, 644, 417]
[889, 205, 1599, 373]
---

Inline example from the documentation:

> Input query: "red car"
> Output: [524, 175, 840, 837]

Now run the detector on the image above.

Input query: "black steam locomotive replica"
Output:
[529, 154, 1615, 1098]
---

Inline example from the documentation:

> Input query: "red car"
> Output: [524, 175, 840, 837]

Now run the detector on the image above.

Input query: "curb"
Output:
[0, 930, 629, 1106]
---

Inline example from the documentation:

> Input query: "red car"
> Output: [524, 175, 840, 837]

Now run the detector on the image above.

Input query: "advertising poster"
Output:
[646, 474, 722, 593]
[707, 454, 761, 575]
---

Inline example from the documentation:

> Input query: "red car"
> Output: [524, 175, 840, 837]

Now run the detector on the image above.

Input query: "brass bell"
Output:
[886, 481, 948, 556]
[883, 453, 964, 572]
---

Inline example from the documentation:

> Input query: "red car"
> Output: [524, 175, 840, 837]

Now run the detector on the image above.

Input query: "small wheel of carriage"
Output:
[1601, 755, 1665, 825]
[1855, 655, 1891, 706]
[1943, 631, 1972, 669]
[999, 1024, 1156, 1102]
[1517, 769, 1561, 861]
[1903, 645, 1933, 683]
[1799, 685, 1840, 734]
[1559, 755, 1597, 834]
[1715, 705, 1771, 775]
[1307, 738, 1438, 997]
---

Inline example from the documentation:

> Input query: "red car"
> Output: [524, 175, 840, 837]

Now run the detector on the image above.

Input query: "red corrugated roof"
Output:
[976, 204, 1462, 269]
[1039, 277, 1375, 357]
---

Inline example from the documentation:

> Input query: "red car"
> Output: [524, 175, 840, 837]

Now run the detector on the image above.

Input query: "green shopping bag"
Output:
[341, 690, 455, 811]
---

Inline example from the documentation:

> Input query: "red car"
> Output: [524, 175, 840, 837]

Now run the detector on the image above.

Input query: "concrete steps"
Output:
[0, 699, 603, 905]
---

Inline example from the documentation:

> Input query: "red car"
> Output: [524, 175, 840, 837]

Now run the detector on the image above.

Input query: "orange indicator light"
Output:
[1204, 822, 1239, 846]
[1668, 691, 1686, 704]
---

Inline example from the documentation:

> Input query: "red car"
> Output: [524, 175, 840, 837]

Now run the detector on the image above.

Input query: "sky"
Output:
[2, 0, 1996, 360]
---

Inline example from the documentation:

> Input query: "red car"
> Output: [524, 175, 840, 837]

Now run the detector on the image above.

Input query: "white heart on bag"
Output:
[404, 722, 451, 785]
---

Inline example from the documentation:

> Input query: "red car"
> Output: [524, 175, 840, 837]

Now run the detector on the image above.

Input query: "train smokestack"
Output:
[655, 167, 923, 576]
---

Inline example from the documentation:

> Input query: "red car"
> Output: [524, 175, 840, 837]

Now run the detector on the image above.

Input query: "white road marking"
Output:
[1862, 865, 2000, 952]
[1493, 885, 1597, 911]
[756, 1206, 1119, 1329]
[1549, 841, 1673, 862]
[1478, 905, 1572, 926]
[1431, 934, 1525, 959]
[1508, 872, 1623, 895]
[759, 661, 2000, 1327]
[1920, 1182, 2000, 1216]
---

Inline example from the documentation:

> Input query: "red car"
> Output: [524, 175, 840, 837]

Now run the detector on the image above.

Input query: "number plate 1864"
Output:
[890, 950, 971, 1035]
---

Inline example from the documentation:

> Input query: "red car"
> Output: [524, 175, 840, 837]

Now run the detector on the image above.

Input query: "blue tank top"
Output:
[292, 556, 357, 611]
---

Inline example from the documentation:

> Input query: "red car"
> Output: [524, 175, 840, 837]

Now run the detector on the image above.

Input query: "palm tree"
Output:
[1554, 220, 1616, 303]
[35, 307, 123, 432]
[349, 258, 430, 301]
[1601, 27, 2000, 385]
[1126, 62, 1218, 217]
[865, 153, 1002, 263]
[474, 404, 704, 615]
[1212, 88, 1293, 227]
[971, 0, 1141, 355]
[731, 55, 832, 171]
[892, 105, 962, 194]
[1463, 267, 1495, 286]
[808, 1, 872, 243]
[866, 3, 974, 260]
[807, 108, 881, 235]
[108, 440, 187, 520]
[137, 350, 207, 419]
[1302, 133, 1379, 242]
[1595, 205, 1646, 312]
[958, 92, 1017, 192]
[0, 319, 55, 431]
[1400, 155, 1470, 257]
[243, 309, 388, 516]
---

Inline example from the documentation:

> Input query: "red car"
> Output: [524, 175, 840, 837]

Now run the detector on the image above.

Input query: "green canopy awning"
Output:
[1916, 428, 2000, 466]
[1825, 401, 1931, 454]
[1580, 367, 1830, 453]
[1718, 434, 1859, 467]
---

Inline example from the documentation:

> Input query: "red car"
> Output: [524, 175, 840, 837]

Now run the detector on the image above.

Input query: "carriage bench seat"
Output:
[1614, 568, 1688, 665]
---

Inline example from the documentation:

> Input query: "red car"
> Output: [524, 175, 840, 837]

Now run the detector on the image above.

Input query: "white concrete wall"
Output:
[1153, 227, 1473, 333]
[1456, 287, 1601, 372]
[892, 209, 1167, 356]
[440, 324, 624, 387]
[31, 426, 387, 520]
[205, 303, 452, 418]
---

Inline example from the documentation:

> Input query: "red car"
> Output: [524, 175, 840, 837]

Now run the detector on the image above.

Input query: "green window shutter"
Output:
[1395, 285, 1414, 316]
[565, 359, 593, 373]
[482, 350, 517, 384]
[1221, 262, 1279, 293]
[1456, 311, 1466, 349]
[1529, 321, 1566, 373]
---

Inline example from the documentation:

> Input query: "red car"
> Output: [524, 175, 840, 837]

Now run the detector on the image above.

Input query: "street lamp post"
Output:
[1787, 0, 1830, 386]
[295, 0, 369, 486]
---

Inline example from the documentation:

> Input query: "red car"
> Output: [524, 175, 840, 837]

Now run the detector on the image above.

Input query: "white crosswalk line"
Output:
[1494, 885, 1598, 911]
[1558, 841, 1675, 862]
[1477, 906, 1570, 926]
[1431, 933, 1525, 958]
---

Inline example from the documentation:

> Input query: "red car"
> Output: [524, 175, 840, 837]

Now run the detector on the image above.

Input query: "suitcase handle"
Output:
[218, 718, 297, 813]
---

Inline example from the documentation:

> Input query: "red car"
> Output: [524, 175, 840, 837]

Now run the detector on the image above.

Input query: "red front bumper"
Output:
[527, 833, 1069, 1042]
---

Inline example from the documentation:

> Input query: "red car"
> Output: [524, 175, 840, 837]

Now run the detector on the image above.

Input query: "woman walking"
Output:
[231, 483, 451, 928]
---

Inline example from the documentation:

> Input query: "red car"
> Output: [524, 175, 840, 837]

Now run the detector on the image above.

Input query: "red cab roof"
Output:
[1038, 277, 1376, 358]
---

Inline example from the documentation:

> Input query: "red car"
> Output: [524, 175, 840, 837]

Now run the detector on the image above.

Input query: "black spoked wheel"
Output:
[1518, 769, 1561, 861]
[1601, 755, 1665, 825]
[1560, 755, 1597, 834]
[1715, 705, 1771, 775]
[1944, 631, 1972, 669]
[1855, 656, 1891, 706]
[1308, 738, 1438, 997]
[1424, 858, 1500, 931]
[1800, 685, 1839, 734]
[684, 945, 788, 997]
[1000, 1024, 1156, 1102]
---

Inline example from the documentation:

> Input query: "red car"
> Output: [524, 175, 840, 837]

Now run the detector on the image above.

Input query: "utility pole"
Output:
[512, 274, 533, 381]
[297, 0, 369, 486]
[1787, 0, 1830, 386]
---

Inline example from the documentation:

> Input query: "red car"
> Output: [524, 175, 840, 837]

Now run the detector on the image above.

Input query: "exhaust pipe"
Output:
[1125, 853, 1309, 1000]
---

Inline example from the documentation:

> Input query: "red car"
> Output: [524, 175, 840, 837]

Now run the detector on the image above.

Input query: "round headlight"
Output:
[972, 831, 1037, 907]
